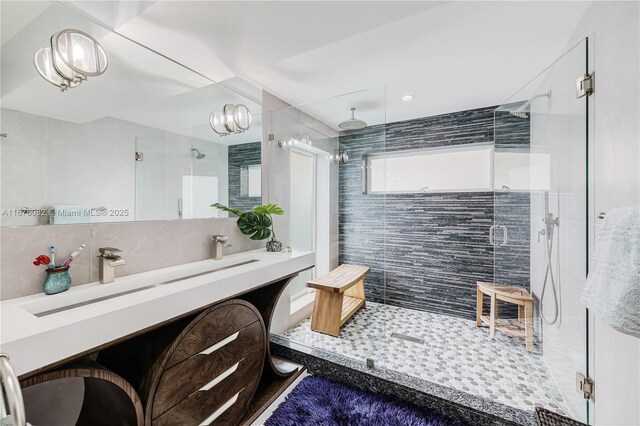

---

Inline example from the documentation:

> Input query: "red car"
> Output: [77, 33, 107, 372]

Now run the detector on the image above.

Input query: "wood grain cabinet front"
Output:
[98, 299, 267, 426]
[147, 300, 266, 426]
[151, 321, 265, 420]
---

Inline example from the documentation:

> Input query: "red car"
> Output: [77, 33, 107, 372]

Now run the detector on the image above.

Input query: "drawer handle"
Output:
[197, 332, 240, 356]
[194, 360, 243, 393]
[198, 388, 244, 426]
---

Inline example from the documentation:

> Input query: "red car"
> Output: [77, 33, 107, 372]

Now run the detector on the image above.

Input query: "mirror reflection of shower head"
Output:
[192, 148, 206, 160]
[509, 90, 552, 119]
[339, 107, 367, 130]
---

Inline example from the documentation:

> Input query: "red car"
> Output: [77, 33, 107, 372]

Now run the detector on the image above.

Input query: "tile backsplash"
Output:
[0, 218, 263, 300]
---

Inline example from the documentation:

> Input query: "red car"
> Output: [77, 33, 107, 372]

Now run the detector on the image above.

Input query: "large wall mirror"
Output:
[0, 2, 262, 227]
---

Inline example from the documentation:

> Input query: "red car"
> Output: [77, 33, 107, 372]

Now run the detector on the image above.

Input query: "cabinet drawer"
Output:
[166, 302, 260, 368]
[152, 355, 262, 426]
[152, 320, 264, 419]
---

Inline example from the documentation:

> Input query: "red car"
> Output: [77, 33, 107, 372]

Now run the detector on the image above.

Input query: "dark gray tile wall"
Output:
[494, 109, 532, 292]
[228, 142, 261, 213]
[338, 107, 530, 320]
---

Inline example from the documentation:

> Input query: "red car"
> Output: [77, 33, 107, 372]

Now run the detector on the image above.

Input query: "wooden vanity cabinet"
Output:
[98, 300, 266, 426]
[18, 274, 300, 426]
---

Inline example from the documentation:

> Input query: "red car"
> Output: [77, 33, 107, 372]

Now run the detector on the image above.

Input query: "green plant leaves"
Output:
[211, 203, 244, 217]
[237, 211, 272, 240]
[253, 203, 285, 216]
[210, 202, 284, 241]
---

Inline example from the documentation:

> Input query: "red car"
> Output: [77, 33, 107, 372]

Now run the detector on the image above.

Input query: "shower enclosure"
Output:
[494, 38, 590, 422]
[270, 38, 590, 425]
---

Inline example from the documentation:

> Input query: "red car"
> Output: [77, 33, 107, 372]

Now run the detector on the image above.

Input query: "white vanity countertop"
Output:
[0, 249, 314, 377]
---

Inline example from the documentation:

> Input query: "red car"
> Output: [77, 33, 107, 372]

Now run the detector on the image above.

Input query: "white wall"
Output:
[573, 2, 640, 425]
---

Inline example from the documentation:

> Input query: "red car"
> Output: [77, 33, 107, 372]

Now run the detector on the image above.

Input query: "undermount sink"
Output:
[21, 257, 262, 318]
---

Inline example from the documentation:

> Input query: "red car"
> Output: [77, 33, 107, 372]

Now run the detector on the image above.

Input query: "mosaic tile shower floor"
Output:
[282, 302, 570, 417]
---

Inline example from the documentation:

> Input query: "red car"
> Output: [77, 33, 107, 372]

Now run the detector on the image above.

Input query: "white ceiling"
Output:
[248, 1, 592, 127]
[113, 1, 444, 83]
[103, 1, 592, 128]
[4, 1, 593, 135]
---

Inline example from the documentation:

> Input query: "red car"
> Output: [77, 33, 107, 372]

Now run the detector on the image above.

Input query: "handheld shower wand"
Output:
[539, 191, 560, 325]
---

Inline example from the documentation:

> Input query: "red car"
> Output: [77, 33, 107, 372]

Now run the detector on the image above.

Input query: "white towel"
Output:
[581, 206, 640, 338]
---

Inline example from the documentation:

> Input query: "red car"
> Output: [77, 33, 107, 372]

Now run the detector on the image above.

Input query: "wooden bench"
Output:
[307, 264, 370, 336]
[476, 281, 534, 352]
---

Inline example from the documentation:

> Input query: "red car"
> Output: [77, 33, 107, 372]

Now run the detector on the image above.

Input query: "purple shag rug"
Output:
[265, 376, 463, 426]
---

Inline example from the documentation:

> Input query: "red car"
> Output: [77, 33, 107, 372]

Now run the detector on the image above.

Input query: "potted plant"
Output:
[211, 202, 285, 252]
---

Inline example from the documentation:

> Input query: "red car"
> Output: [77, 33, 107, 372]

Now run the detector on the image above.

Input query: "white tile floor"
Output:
[282, 302, 571, 417]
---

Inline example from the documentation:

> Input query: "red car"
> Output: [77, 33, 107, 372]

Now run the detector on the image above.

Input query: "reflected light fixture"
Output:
[209, 104, 252, 136]
[401, 94, 415, 102]
[330, 149, 349, 164]
[34, 29, 107, 92]
[278, 134, 312, 149]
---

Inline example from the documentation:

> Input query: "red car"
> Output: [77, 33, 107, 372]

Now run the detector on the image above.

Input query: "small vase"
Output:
[43, 266, 72, 295]
[266, 237, 283, 252]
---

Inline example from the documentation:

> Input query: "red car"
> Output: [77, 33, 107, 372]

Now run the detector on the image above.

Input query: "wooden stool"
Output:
[476, 281, 534, 352]
[307, 264, 370, 336]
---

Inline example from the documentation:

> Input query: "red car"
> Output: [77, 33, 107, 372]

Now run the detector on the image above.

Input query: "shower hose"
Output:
[540, 225, 559, 325]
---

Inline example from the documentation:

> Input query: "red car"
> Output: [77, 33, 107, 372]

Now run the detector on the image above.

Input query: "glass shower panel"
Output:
[269, 87, 388, 371]
[493, 39, 589, 423]
[135, 137, 170, 221]
[289, 150, 316, 296]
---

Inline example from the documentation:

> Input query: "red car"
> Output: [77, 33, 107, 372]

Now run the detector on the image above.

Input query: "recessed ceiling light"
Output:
[401, 95, 415, 102]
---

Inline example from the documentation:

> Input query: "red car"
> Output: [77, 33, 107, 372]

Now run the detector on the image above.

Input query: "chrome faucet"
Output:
[212, 235, 232, 260]
[98, 247, 125, 284]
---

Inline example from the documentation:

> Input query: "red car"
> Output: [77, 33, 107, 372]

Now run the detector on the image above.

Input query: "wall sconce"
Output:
[278, 134, 312, 149]
[330, 150, 349, 164]
[209, 104, 252, 136]
[33, 29, 107, 92]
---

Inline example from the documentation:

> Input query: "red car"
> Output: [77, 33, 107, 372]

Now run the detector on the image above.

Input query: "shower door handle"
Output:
[489, 225, 508, 247]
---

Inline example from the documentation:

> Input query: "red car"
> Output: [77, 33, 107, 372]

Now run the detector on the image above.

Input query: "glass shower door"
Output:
[493, 39, 589, 423]
[268, 87, 390, 372]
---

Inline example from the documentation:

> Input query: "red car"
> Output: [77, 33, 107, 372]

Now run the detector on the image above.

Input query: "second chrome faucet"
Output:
[212, 235, 232, 260]
[98, 247, 125, 284]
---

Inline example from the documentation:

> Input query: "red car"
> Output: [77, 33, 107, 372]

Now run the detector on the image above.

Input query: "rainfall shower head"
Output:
[509, 90, 552, 119]
[339, 107, 367, 130]
[192, 148, 206, 160]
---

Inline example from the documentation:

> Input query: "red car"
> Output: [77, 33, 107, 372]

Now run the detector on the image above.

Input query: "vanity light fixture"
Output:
[401, 94, 415, 102]
[34, 47, 78, 91]
[330, 149, 349, 164]
[277, 134, 311, 149]
[33, 29, 108, 92]
[209, 104, 252, 136]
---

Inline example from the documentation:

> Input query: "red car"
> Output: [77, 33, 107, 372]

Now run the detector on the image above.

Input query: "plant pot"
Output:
[43, 265, 72, 295]
[266, 237, 283, 252]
